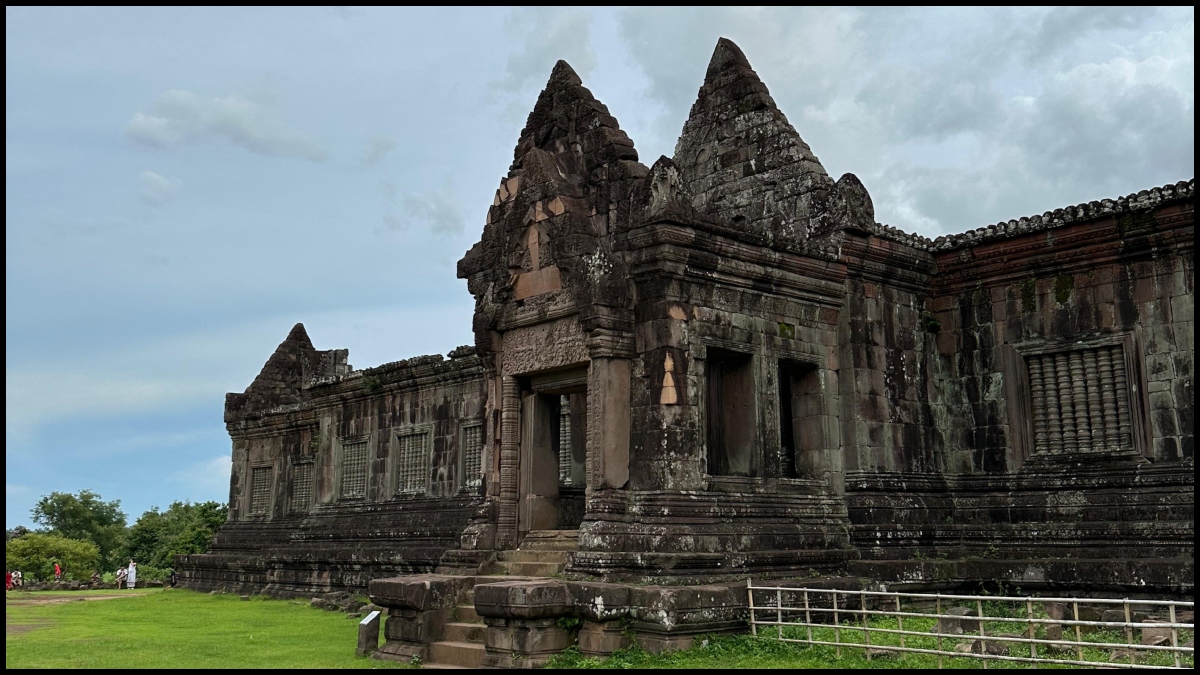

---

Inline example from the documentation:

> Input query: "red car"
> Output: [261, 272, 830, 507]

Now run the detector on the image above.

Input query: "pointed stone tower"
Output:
[457, 61, 648, 550]
[224, 323, 348, 420]
[459, 60, 648, 353]
[672, 38, 869, 246]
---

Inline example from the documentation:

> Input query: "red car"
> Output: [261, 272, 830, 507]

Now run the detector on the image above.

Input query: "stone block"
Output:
[1101, 608, 1147, 626]
[368, 574, 472, 611]
[1140, 620, 1174, 646]
[937, 607, 979, 635]
[955, 637, 1010, 656]
[357, 610, 381, 656]
[579, 621, 631, 656]
[474, 579, 571, 620]
[383, 607, 452, 644]
[482, 617, 573, 668]
[567, 581, 631, 621]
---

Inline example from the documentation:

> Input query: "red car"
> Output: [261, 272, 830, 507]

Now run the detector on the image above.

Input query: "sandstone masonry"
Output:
[179, 39, 1193, 660]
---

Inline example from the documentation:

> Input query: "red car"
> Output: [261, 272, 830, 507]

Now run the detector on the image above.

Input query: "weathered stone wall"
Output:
[183, 39, 1193, 599]
[844, 184, 1195, 593]
[180, 329, 487, 595]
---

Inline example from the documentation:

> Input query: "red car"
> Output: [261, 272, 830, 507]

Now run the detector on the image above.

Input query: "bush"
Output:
[6, 533, 100, 582]
[122, 501, 226, 569]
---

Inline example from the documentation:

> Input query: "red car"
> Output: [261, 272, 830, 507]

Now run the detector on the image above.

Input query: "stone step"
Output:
[497, 549, 572, 564]
[443, 621, 486, 643]
[519, 529, 580, 552]
[427, 641, 486, 669]
[455, 604, 481, 623]
[505, 561, 565, 577]
[421, 665, 470, 669]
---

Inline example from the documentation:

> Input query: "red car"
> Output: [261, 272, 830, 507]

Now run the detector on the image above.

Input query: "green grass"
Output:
[547, 615, 1195, 670]
[6, 589, 405, 669]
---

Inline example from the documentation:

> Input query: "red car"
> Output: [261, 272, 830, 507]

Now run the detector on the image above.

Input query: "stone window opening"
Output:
[705, 348, 758, 477]
[289, 461, 314, 514]
[778, 360, 821, 479]
[339, 439, 369, 500]
[1027, 344, 1134, 455]
[249, 465, 273, 516]
[460, 424, 484, 493]
[395, 431, 429, 496]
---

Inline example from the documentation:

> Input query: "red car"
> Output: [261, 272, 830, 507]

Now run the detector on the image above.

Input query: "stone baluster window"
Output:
[340, 441, 368, 499]
[461, 425, 483, 491]
[1027, 345, 1133, 454]
[249, 466, 273, 515]
[289, 462, 314, 513]
[558, 397, 574, 486]
[395, 432, 428, 496]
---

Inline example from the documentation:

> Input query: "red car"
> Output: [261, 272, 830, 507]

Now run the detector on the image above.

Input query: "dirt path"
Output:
[6, 592, 153, 635]
[6, 620, 52, 635]
[6, 593, 146, 607]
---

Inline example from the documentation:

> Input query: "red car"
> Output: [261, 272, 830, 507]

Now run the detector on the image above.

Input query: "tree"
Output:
[31, 490, 127, 567]
[123, 501, 227, 569]
[5, 533, 100, 582]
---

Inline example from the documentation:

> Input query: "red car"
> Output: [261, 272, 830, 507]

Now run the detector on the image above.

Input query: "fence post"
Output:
[777, 588, 783, 640]
[976, 598, 988, 669]
[1072, 601, 1083, 663]
[862, 592, 872, 661]
[833, 591, 841, 659]
[1027, 598, 1037, 666]
[1123, 600, 1133, 667]
[747, 578, 757, 637]
[803, 590, 813, 646]
[936, 595, 944, 669]
[896, 595, 904, 655]
[1169, 603, 1180, 669]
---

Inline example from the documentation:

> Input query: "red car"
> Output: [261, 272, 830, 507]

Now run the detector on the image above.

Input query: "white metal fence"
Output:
[746, 582, 1194, 669]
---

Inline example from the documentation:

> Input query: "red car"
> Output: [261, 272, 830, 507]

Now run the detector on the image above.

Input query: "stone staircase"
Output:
[425, 588, 487, 669]
[496, 529, 579, 576]
[421, 530, 578, 668]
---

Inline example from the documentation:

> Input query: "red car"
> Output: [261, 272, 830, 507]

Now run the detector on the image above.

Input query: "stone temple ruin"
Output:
[179, 39, 1194, 665]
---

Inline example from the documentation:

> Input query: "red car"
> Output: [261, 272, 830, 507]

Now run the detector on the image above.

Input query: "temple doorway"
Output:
[518, 367, 587, 540]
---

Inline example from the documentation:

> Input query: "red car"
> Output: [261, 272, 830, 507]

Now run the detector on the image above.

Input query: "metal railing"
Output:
[746, 581, 1194, 669]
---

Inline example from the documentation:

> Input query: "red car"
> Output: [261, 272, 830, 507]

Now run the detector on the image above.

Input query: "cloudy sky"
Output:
[6, 7, 1193, 527]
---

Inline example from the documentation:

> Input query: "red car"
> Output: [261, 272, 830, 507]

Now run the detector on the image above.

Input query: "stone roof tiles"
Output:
[924, 179, 1195, 252]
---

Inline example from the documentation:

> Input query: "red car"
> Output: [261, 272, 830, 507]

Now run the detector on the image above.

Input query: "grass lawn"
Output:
[6, 589, 404, 669]
[8, 589, 1191, 670]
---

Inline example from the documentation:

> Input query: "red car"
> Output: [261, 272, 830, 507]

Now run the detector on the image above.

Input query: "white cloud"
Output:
[125, 89, 327, 161]
[361, 135, 396, 167]
[491, 7, 597, 118]
[401, 185, 465, 235]
[138, 170, 181, 206]
[378, 181, 465, 235]
[616, 7, 1194, 236]
[170, 454, 232, 501]
[4, 370, 226, 444]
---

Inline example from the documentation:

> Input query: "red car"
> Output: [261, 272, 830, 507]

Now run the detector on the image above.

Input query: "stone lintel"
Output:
[368, 574, 473, 611]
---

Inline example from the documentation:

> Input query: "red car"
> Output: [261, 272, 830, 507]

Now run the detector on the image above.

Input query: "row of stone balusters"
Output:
[1027, 346, 1133, 454]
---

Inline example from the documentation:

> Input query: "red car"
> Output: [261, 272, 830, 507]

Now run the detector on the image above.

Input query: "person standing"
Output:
[54, 562, 62, 581]
[13, 570, 21, 588]
[126, 560, 137, 590]
[6, 571, 12, 591]
[168, 567, 178, 588]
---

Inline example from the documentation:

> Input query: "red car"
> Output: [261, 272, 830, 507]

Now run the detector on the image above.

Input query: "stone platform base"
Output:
[365, 573, 863, 667]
